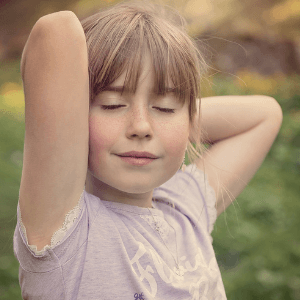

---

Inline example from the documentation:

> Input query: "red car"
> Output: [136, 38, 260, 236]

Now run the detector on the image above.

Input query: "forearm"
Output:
[199, 95, 283, 144]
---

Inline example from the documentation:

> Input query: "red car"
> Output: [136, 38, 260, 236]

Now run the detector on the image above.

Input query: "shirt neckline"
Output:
[100, 198, 165, 217]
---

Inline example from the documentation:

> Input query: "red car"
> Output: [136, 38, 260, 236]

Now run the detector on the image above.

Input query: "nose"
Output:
[126, 104, 153, 139]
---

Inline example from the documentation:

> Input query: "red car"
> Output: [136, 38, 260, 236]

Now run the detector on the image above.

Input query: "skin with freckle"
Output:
[86, 53, 190, 208]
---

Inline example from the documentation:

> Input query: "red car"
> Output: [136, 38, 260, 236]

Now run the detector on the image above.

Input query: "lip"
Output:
[116, 151, 159, 159]
[117, 156, 156, 166]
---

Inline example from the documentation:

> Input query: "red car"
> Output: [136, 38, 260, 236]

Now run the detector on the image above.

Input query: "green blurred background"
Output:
[0, 0, 299, 299]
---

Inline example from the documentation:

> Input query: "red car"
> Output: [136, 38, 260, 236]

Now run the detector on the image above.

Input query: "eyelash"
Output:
[101, 105, 175, 113]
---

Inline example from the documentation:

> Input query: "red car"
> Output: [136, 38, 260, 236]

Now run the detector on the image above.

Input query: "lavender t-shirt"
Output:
[14, 164, 227, 299]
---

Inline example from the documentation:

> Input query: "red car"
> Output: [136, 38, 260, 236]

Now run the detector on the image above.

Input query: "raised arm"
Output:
[19, 11, 89, 251]
[194, 95, 283, 217]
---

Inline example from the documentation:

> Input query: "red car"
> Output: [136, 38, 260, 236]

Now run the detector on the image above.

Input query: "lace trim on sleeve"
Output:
[18, 188, 85, 255]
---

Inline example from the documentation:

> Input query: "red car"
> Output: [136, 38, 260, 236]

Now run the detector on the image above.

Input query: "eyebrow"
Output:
[102, 86, 176, 93]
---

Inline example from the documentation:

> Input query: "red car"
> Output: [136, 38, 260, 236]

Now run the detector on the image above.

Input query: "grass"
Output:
[0, 61, 299, 299]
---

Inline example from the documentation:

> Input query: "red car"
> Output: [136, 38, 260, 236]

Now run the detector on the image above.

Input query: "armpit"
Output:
[18, 188, 85, 255]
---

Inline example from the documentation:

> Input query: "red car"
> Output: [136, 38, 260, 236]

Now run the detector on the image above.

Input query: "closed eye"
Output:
[153, 107, 175, 113]
[101, 105, 125, 110]
[101, 105, 175, 113]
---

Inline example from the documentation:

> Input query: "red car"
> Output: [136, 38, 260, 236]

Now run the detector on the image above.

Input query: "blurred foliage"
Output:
[1, 0, 300, 52]
[0, 59, 300, 299]
[70, 0, 300, 41]
[0, 85, 25, 299]
[183, 0, 300, 42]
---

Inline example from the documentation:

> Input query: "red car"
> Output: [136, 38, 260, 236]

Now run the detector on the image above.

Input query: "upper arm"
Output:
[19, 11, 89, 250]
[195, 97, 283, 218]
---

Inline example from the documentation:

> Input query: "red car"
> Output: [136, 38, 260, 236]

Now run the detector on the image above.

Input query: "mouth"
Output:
[118, 156, 155, 159]
[116, 155, 157, 166]
[116, 151, 159, 159]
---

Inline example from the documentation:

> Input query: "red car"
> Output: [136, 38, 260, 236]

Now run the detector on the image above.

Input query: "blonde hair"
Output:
[80, 0, 208, 166]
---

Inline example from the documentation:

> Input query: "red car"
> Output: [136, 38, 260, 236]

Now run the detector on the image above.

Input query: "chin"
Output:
[87, 158, 181, 193]
[111, 176, 157, 194]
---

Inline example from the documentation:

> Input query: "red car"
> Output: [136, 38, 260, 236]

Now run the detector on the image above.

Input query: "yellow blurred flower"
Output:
[0, 82, 25, 121]
[235, 70, 284, 95]
[267, 0, 300, 24]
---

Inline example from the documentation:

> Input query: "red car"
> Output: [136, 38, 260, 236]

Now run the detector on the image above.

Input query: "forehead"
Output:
[113, 54, 153, 85]
[110, 51, 174, 92]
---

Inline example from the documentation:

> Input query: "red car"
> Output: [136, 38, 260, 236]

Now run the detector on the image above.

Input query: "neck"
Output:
[85, 171, 154, 208]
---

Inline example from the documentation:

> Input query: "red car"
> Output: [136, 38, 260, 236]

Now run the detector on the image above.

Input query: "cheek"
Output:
[88, 113, 118, 153]
[160, 117, 190, 157]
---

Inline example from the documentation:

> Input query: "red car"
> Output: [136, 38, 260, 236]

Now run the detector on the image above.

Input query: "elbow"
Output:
[267, 96, 283, 124]
[253, 95, 283, 124]
[36, 11, 83, 39]
[259, 96, 283, 132]
[38, 11, 77, 24]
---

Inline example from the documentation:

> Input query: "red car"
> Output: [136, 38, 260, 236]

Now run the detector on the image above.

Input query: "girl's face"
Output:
[86, 54, 191, 208]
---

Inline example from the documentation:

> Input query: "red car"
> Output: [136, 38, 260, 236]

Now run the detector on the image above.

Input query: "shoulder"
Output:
[153, 165, 217, 234]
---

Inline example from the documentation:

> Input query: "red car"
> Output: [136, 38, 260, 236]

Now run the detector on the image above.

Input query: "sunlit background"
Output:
[0, 0, 299, 299]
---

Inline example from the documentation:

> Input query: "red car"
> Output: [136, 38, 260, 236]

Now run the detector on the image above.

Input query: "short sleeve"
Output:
[16, 188, 85, 256]
[153, 163, 217, 238]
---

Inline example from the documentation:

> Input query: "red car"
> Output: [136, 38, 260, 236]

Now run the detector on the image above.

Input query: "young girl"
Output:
[14, 1, 283, 299]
